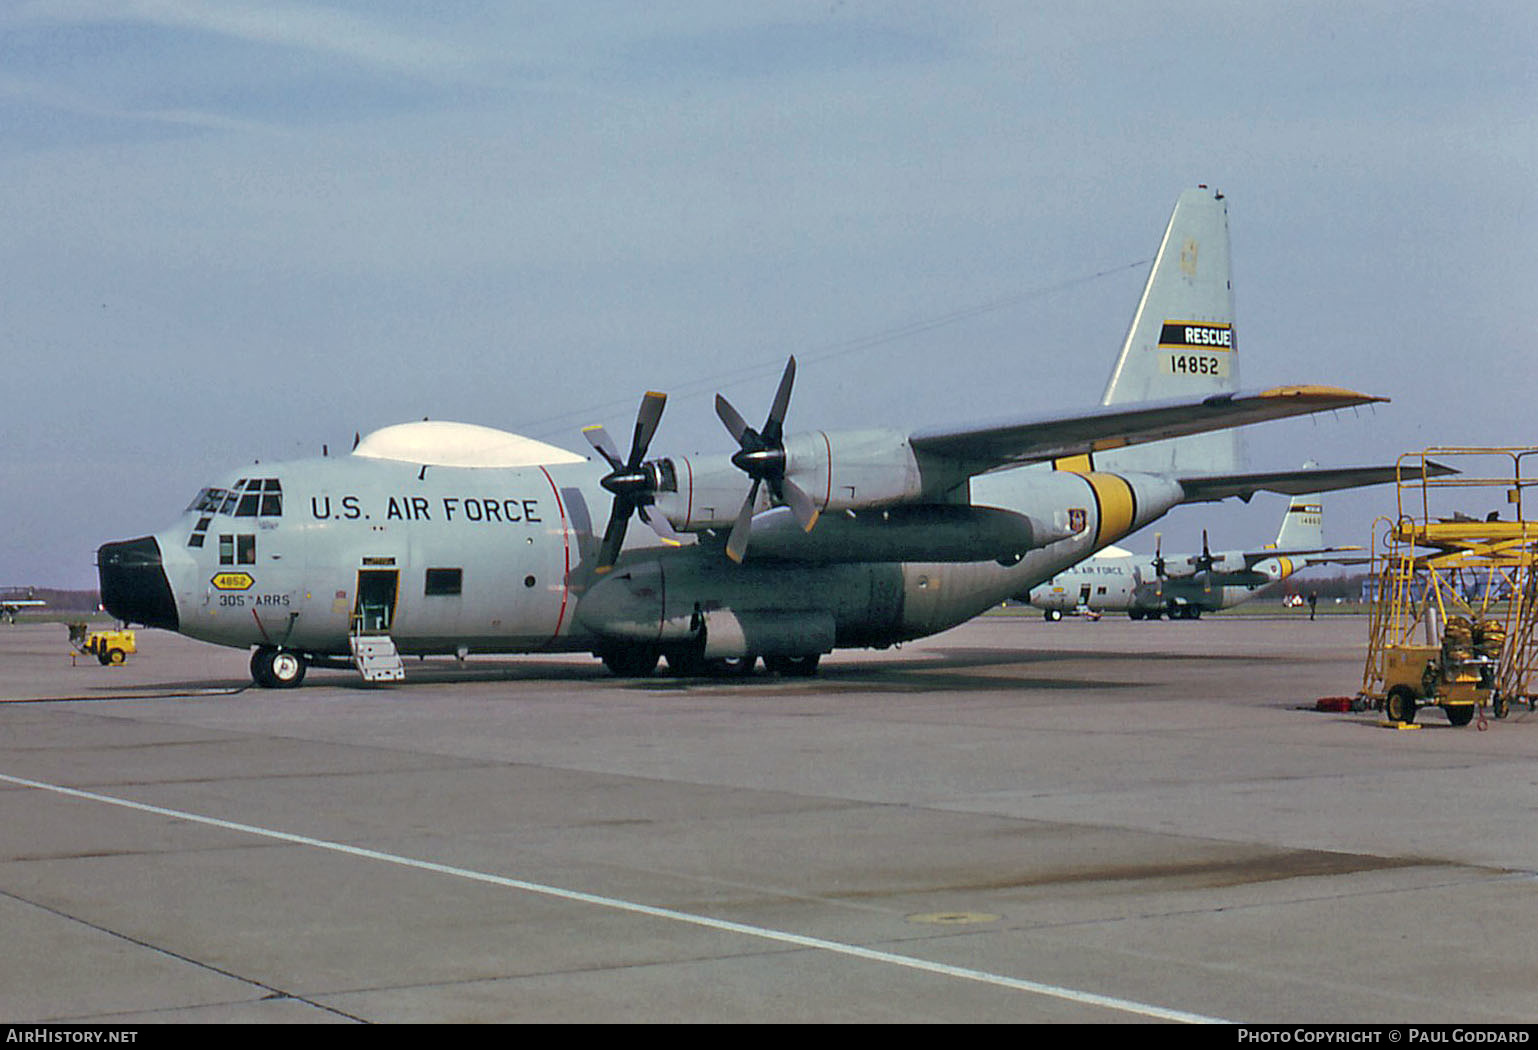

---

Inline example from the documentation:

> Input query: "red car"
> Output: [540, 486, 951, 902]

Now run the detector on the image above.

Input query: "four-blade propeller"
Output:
[1193, 529, 1215, 573]
[583, 391, 679, 573]
[585, 357, 824, 571]
[714, 356, 819, 562]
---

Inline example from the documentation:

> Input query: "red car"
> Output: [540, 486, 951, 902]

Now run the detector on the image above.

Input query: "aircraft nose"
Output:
[97, 536, 179, 630]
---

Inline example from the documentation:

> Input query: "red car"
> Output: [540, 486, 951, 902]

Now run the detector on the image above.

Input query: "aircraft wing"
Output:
[1302, 551, 1372, 567]
[1177, 461, 1455, 503]
[908, 386, 1385, 477]
[1239, 545, 1365, 569]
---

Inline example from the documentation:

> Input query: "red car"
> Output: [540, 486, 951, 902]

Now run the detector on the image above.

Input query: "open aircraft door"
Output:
[353, 566, 399, 634]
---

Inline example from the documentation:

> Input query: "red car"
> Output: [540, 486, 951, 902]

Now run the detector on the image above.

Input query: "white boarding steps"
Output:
[349, 633, 405, 683]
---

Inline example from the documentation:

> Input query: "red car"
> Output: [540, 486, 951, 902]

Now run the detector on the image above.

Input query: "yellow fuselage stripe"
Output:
[1080, 472, 1138, 547]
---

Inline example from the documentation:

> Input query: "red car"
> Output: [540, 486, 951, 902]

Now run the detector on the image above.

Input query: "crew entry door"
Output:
[354, 570, 399, 634]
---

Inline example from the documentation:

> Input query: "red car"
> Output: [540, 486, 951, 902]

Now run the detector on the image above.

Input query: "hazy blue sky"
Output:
[3, 2, 1534, 587]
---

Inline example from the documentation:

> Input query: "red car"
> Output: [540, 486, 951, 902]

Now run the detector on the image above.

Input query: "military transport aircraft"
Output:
[98, 186, 1408, 687]
[1027, 491, 1365, 620]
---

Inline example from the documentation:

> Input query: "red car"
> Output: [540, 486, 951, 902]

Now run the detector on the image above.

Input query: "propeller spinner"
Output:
[583, 391, 680, 573]
[714, 356, 819, 562]
[1194, 529, 1215, 573]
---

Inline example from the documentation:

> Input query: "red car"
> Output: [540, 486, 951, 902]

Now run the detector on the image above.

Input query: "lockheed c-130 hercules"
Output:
[1027, 489, 1365, 621]
[99, 187, 1409, 687]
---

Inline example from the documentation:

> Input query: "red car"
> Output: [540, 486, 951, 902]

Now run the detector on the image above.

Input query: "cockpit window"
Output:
[188, 478, 283, 519]
[259, 478, 283, 516]
[187, 488, 233, 513]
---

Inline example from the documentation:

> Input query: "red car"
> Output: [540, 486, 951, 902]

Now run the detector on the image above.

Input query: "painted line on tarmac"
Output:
[0, 771, 1228, 1024]
[0, 688, 248, 704]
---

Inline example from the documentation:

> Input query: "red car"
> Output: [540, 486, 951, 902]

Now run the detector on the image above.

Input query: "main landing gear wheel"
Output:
[712, 654, 757, 678]
[600, 647, 659, 678]
[251, 647, 307, 689]
[664, 647, 757, 678]
[765, 653, 821, 677]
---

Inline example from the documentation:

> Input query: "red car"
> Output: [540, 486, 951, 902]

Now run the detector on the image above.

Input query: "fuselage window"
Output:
[425, 568, 463, 596]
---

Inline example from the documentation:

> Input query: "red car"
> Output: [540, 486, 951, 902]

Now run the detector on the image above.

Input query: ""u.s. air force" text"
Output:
[310, 496, 542, 523]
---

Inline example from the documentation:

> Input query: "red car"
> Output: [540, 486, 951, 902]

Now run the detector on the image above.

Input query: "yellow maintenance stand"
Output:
[1361, 448, 1538, 725]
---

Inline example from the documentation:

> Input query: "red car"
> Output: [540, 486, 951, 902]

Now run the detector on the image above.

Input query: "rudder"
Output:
[1274, 493, 1324, 549]
[1095, 186, 1241, 476]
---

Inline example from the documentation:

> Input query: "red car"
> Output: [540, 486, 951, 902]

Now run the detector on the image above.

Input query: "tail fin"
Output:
[1094, 186, 1241, 476]
[1274, 493, 1325, 549]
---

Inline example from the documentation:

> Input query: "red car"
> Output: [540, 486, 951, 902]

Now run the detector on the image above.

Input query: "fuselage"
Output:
[1028, 548, 1295, 617]
[98, 439, 1188, 665]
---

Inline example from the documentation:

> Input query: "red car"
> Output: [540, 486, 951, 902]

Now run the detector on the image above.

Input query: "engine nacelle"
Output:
[781, 428, 924, 512]
[1205, 552, 1244, 575]
[648, 428, 926, 531]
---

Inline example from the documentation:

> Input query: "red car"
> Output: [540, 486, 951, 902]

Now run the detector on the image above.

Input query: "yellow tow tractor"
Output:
[1361, 448, 1538, 726]
[68, 623, 137, 666]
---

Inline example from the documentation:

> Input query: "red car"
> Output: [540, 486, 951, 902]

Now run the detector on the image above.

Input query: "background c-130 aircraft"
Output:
[0, 588, 46, 624]
[99, 186, 1410, 687]
[1027, 489, 1367, 621]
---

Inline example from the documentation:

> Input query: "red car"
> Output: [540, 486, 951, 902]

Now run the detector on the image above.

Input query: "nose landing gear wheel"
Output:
[251, 647, 307, 689]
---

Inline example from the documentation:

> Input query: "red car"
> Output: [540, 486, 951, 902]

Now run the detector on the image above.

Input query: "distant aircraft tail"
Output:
[1094, 186, 1242, 476]
[1273, 493, 1324, 549]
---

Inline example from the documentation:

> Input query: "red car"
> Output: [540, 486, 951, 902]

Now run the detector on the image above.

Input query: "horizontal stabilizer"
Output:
[1302, 551, 1371, 567]
[910, 386, 1386, 478]
[1178, 461, 1455, 503]
[1240, 545, 1363, 569]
